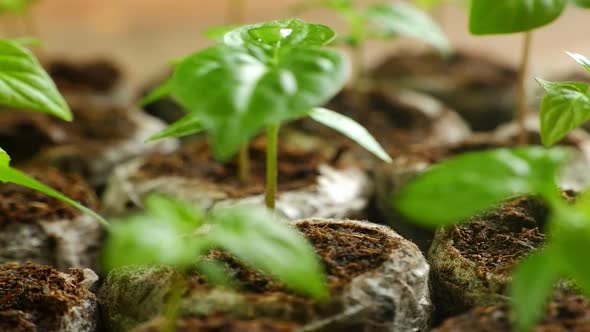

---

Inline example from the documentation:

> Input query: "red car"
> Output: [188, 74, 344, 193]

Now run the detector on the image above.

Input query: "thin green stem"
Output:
[265, 124, 280, 210]
[228, 0, 245, 24]
[516, 31, 532, 146]
[237, 143, 250, 184]
[163, 277, 186, 332]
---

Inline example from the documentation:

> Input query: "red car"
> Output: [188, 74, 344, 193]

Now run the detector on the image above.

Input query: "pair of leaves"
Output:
[103, 195, 327, 299]
[145, 19, 390, 163]
[538, 52, 590, 147]
[395, 147, 570, 226]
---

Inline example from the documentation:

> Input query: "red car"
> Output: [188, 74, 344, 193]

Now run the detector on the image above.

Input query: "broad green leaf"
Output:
[395, 147, 571, 226]
[138, 77, 172, 107]
[209, 206, 327, 299]
[537, 79, 590, 146]
[566, 51, 590, 73]
[469, 0, 567, 35]
[511, 249, 561, 332]
[308, 107, 391, 162]
[570, 0, 590, 7]
[169, 43, 347, 160]
[147, 111, 203, 142]
[364, 2, 451, 55]
[0, 39, 71, 120]
[0, 148, 9, 167]
[102, 195, 206, 270]
[0, 166, 107, 226]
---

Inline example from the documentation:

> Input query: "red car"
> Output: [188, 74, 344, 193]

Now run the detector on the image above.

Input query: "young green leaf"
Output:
[138, 77, 172, 107]
[395, 147, 571, 226]
[469, 0, 567, 35]
[147, 111, 203, 142]
[0, 39, 71, 121]
[511, 249, 561, 332]
[204, 25, 238, 42]
[364, 2, 451, 55]
[0, 166, 108, 226]
[308, 107, 391, 162]
[209, 206, 328, 299]
[0, 148, 9, 167]
[537, 79, 590, 146]
[566, 51, 590, 73]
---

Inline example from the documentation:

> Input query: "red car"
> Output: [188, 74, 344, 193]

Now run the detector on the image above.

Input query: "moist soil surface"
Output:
[451, 196, 548, 274]
[139, 136, 341, 198]
[134, 315, 300, 332]
[435, 295, 590, 332]
[0, 263, 89, 331]
[47, 59, 122, 93]
[0, 104, 136, 165]
[0, 168, 98, 225]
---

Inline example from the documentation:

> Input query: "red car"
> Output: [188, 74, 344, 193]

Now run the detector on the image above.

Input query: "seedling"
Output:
[144, 19, 391, 209]
[295, 0, 450, 88]
[394, 146, 590, 331]
[468, 0, 590, 145]
[103, 194, 326, 297]
[537, 52, 590, 147]
[0, 38, 107, 226]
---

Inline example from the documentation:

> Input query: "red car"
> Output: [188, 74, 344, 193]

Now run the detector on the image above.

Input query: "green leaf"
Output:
[169, 40, 347, 160]
[566, 51, 590, 73]
[308, 107, 391, 162]
[0, 148, 10, 167]
[511, 249, 561, 332]
[147, 111, 203, 142]
[102, 195, 206, 270]
[395, 147, 572, 227]
[570, 0, 590, 7]
[0, 39, 71, 121]
[138, 77, 172, 107]
[204, 25, 238, 42]
[364, 2, 451, 55]
[209, 206, 328, 299]
[469, 0, 567, 35]
[537, 79, 590, 146]
[0, 166, 107, 226]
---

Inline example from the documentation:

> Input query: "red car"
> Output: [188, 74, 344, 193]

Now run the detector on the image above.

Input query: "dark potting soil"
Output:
[0, 168, 98, 224]
[47, 59, 122, 93]
[0, 263, 89, 331]
[194, 221, 399, 295]
[134, 315, 300, 332]
[435, 295, 590, 332]
[451, 196, 548, 273]
[0, 105, 136, 164]
[139, 136, 337, 198]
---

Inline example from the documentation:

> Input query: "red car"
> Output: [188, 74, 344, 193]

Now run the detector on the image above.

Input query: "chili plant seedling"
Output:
[537, 52, 590, 147]
[102, 194, 328, 298]
[468, 0, 590, 145]
[295, 0, 450, 87]
[394, 146, 590, 331]
[0, 38, 107, 226]
[144, 19, 391, 209]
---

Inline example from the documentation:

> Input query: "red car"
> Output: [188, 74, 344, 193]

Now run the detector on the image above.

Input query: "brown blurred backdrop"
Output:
[5, 0, 589, 89]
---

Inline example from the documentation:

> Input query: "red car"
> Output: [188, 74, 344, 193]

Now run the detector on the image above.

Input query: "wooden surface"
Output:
[4, 0, 589, 89]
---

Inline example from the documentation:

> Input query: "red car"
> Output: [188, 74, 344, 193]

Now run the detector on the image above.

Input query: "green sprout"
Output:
[394, 146, 590, 331]
[296, 0, 450, 88]
[0, 38, 107, 226]
[102, 194, 328, 299]
[537, 52, 590, 147]
[144, 19, 391, 209]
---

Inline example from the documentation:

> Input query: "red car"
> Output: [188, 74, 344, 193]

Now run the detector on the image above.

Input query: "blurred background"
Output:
[5, 0, 590, 89]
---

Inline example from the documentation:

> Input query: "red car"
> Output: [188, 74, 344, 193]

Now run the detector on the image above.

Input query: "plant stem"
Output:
[265, 124, 279, 210]
[237, 143, 250, 184]
[162, 277, 186, 332]
[228, 0, 245, 24]
[516, 31, 532, 145]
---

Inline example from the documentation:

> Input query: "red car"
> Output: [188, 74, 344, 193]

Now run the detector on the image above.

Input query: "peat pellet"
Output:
[102, 131, 372, 220]
[0, 262, 99, 332]
[434, 294, 590, 332]
[0, 169, 102, 271]
[428, 196, 548, 321]
[99, 219, 431, 332]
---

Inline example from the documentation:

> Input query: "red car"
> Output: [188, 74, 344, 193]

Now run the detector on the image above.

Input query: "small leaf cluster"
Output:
[395, 146, 590, 331]
[297, 0, 450, 55]
[102, 195, 328, 299]
[538, 52, 590, 146]
[470, 0, 590, 35]
[145, 19, 391, 163]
